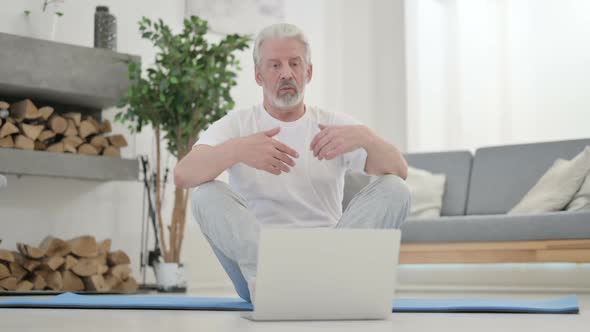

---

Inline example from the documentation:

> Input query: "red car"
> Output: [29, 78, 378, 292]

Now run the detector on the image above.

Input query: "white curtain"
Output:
[405, 0, 590, 152]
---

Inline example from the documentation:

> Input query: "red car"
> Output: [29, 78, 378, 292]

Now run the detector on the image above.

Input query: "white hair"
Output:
[253, 23, 312, 67]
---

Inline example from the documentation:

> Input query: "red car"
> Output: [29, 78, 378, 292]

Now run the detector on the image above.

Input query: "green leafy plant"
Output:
[24, 0, 65, 16]
[116, 16, 250, 263]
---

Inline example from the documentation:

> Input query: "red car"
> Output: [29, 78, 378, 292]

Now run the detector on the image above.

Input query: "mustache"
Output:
[278, 80, 298, 92]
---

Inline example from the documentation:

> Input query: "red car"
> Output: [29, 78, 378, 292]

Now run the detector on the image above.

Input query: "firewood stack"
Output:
[0, 236, 138, 292]
[0, 99, 127, 157]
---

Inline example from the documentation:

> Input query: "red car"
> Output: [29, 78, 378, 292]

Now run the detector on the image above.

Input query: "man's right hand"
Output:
[234, 127, 299, 175]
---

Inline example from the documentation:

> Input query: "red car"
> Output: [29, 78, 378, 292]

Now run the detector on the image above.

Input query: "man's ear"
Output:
[306, 63, 313, 83]
[255, 67, 263, 86]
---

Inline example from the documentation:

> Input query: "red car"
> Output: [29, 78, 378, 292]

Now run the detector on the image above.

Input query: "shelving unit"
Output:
[0, 32, 141, 181]
[0, 148, 138, 182]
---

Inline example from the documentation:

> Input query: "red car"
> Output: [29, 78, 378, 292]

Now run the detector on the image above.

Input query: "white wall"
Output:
[406, 0, 590, 152]
[507, 0, 590, 144]
[0, 0, 406, 290]
[372, 0, 407, 149]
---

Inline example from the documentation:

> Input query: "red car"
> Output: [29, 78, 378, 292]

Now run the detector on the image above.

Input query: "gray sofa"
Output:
[344, 138, 590, 244]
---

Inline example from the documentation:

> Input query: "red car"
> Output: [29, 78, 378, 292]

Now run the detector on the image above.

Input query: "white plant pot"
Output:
[26, 10, 58, 41]
[153, 262, 187, 293]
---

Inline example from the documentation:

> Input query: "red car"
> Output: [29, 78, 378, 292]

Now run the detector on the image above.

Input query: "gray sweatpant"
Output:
[192, 174, 410, 302]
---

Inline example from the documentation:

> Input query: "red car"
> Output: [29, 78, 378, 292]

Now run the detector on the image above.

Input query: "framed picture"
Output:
[186, 0, 285, 35]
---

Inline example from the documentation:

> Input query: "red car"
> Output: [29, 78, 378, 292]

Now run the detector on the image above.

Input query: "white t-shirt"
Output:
[195, 104, 368, 228]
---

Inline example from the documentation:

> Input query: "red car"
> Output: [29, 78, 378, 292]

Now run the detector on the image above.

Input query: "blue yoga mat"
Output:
[0, 293, 579, 314]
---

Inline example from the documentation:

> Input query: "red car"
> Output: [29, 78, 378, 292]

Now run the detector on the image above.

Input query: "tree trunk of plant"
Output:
[154, 124, 169, 262]
[177, 187, 191, 262]
[169, 124, 190, 262]
[170, 187, 188, 262]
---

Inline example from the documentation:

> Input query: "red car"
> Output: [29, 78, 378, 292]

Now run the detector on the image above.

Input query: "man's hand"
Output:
[235, 127, 299, 175]
[310, 124, 372, 160]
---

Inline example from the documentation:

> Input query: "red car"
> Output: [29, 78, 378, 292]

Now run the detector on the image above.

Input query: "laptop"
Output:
[242, 228, 401, 321]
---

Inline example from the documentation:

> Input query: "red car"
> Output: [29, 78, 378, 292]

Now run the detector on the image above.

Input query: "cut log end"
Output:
[40, 236, 71, 257]
[29, 274, 47, 290]
[47, 142, 65, 153]
[20, 123, 44, 140]
[48, 115, 67, 134]
[107, 134, 128, 148]
[64, 119, 79, 137]
[16, 280, 34, 291]
[0, 263, 10, 279]
[107, 250, 131, 266]
[9, 261, 27, 282]
[38, 130, 57, 142]
[102, 146, 121, 158]
[90, 135, 109, 150]
[62, 255, 79, 271]
[113, 276, 138, 292]
[0, 121, 19, 139]
[68, 236, 99, 258]
[108, 264, 131, 281]
[17, 242, 47, 259]
[43, 255, 65, 271]
[79, 120, 99, 139]
[0, 277, 18, 290]
[10, 99, 41, 120]
[100, 120, 112, 133]
[98, 239, 112, 255]
[63, 142, 77, 154]
[0, 135, 14, 148]
[45, 271, 63, 291]
[14, 135, 35, 150]
[83, 275, 109, 292]
[62, 270, 85, 292]
[0, 249, 15, 263]
[63, 112, 82, 127]
[71, 258, 99, 277]
[78, 143, 99, 156]
[39, 106, 55, 120]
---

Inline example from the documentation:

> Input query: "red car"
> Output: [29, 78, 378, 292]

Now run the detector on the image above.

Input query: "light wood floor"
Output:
[0, 288, 588, 332]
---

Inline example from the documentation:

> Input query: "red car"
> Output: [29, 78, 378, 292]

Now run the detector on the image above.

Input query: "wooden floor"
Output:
[0, 289, 588, 332]
[400, 239, 590, 264]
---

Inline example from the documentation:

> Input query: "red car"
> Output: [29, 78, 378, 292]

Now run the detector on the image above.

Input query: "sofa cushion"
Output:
[466, 139, 590, 215]
[404, 151, 472, 216]
[400, 210, 590, 243]
[509, 147, 590, 214]
[406, 166, 446, 218]
[567, 172, 590, 211]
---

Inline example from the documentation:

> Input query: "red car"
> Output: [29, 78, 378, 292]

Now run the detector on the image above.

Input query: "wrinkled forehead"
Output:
[259, 37, 307, 63]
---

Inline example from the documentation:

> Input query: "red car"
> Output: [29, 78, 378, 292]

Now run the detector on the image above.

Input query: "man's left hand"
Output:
[310, 124, 373, 160]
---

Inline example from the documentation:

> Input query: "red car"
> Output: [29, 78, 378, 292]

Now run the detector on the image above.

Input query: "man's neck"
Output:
[263, 100, 306, 122]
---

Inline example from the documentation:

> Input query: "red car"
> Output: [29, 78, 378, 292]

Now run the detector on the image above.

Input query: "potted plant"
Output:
[24, 0, 65, 41]
[116, 16, 249, 292]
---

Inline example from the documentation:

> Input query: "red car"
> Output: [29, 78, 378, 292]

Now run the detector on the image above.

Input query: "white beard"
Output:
[264, 76, 308, 110]
[273, 88, 305, 109]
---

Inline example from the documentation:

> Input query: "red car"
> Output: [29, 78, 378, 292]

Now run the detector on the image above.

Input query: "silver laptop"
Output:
[242, 228, 400, 321]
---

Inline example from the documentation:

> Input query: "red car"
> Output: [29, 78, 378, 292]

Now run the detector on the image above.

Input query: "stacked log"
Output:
[0, 99, 127, 157]
[0, 236, 138, 292]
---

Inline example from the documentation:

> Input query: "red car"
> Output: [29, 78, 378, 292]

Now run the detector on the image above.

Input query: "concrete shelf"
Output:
[0, 32, 139, 109]
[0, 33, 141, 182]
[0, 148, 139, 182]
